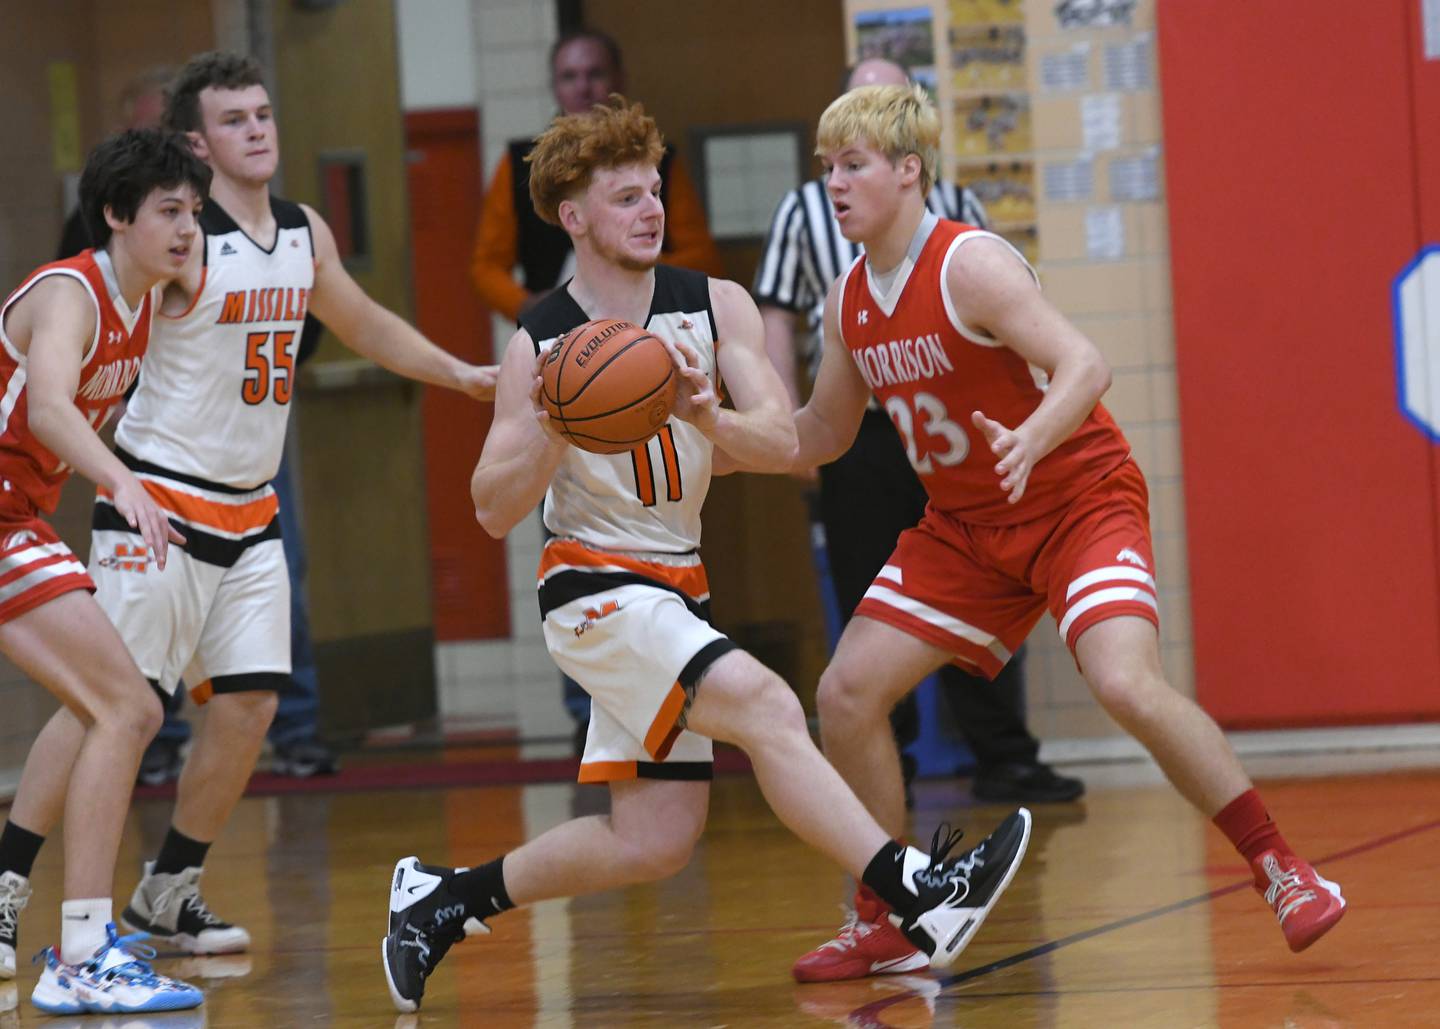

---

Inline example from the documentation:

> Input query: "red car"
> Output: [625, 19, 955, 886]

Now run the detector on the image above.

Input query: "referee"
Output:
[753, 58, 1082, 805]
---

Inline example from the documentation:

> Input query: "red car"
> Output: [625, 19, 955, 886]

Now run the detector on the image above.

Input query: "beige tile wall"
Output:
[429, 0, 573, 745]
[1018, 0, 1193, 741]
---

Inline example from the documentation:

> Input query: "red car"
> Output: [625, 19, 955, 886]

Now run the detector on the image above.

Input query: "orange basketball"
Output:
[540, 319, 678, 455]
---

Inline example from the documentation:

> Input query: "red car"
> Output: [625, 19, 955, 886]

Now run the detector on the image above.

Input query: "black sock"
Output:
[861, 840, 916, 916]
[446, 856, 514, 922]
[0, 821, 45, 880]
[153, 827, 211, 876]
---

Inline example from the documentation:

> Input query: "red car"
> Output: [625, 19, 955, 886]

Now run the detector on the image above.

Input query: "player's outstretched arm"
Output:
[948, 237, 1111, 503]
[302, 204, 497, 401]
[21, 279, 184, 566]
[791, 280, 871, 471]
[470, 329, 568, 538]
[670, 279, 796, 473]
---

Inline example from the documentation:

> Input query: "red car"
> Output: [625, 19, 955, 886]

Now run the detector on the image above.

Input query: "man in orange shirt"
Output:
[471, 29, 722, 323]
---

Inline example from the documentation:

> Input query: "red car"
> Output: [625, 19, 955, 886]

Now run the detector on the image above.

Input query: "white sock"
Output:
[60, 898, 112, 965]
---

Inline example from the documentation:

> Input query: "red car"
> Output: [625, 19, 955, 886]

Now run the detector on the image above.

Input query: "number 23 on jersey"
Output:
[885, 391, 970, 475]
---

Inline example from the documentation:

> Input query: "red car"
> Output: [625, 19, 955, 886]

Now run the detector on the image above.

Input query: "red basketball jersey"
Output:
[0, 250, 153, 512]
[837, 219, 1131, 525]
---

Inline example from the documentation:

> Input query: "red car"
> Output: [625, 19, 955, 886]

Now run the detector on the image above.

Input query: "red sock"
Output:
[1213, 789, 1292, 869]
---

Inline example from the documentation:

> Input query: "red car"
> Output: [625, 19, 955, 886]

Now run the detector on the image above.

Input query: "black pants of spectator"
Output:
[818, 409, 1040, 771]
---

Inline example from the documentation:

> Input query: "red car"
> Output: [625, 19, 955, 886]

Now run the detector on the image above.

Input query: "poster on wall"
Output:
[855, 7, 937, 95]
[1054, 0, 1136, 29]
[951, 25, 1027, 91]
[953, 160, 1036, 226]
[951, 0, 1024, 26]
[954, 95, 1032, 156]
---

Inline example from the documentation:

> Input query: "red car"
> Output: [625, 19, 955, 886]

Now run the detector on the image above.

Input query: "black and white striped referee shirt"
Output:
[753, 178, 987, 379]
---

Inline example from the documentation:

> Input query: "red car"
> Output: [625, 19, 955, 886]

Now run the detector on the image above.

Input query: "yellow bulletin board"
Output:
[47, 62, 82, 174]
[844, 0, 1037, 260]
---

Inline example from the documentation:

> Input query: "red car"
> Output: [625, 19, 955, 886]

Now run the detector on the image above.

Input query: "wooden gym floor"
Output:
[2, 746, 1437, 1028]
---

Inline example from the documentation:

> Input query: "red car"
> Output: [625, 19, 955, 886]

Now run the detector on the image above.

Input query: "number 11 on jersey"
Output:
[630, 425, 682, 506]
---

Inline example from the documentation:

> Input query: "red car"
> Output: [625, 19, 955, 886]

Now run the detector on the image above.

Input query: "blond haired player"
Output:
[380, 97, 1032, 1013]
[4, 51, 496, 960]
[761, 84, 1345, 975]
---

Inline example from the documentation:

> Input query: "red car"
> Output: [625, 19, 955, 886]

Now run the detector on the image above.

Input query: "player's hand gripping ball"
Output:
[540, 319, 678, 454]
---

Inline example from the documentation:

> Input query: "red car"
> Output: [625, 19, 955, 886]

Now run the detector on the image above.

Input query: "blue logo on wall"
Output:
[1393, 245, 1440, 442]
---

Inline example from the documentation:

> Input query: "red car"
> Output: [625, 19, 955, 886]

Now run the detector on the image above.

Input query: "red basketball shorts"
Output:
[853, 459, 1159, 678]
[0, 483, 94, 626]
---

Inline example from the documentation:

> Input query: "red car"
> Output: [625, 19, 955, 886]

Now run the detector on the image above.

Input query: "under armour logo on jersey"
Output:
[290, 238, 301, 247]
[1116, 547, 1147, 569]
[858, 309, 869, 325]
[219, 241, 238, 256]
[106, 329, 123, 345]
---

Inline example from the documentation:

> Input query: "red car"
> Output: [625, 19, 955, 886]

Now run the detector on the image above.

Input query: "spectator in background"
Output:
[57, 68, 172, 257]
[753, 58, 1083, 806]
[472, 28, 723, 746]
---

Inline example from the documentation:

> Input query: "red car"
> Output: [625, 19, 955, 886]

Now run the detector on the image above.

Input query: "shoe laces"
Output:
[38, 929, 179, 992]
[914, 823, 985, 890]
[399, 903, 473, 974]
[0, 876, 30, 941]
[815, 907, 879, 953]
[152, 868, 227, 929]
[1260, 854, 1317, 925]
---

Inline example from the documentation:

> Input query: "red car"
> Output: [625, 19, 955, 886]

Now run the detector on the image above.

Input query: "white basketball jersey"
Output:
[116, 198, 314, 489]
[522, 266, 717, 554]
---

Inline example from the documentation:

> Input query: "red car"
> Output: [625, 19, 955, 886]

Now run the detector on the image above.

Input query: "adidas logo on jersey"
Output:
[219, 241, 238, 256]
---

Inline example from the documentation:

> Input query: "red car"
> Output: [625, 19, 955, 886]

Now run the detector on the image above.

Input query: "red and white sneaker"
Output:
[1252, 850, 1345, 952]
[791, 907, 928, 983]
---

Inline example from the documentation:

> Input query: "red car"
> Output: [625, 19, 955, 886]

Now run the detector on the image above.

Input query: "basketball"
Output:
[539, 318, 678, 454]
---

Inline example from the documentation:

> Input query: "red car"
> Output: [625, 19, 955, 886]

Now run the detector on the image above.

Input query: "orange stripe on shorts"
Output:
[643, 681, 688, 762]
[100, 482, 277, 535]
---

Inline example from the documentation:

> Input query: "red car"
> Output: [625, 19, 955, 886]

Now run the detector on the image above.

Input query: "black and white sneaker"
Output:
[894, 807, 1031, 969]
[382, 857, 488, 1013]
[121, 862, 250, 954]
[0, 871, 30, 980]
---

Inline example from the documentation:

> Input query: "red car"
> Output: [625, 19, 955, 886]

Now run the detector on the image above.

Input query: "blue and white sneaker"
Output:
[30, 924, 203, 1014]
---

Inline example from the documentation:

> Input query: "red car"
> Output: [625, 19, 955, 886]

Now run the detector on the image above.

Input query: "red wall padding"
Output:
[1158, 0, 1440, 726]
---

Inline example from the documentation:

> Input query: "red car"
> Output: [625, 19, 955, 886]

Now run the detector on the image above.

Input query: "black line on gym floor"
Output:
[846, 816, 1440, 1022]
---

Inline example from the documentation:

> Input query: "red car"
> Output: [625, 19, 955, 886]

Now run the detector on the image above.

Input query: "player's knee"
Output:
[629, 823, 699, 881]
[1086, 664, 1165, 726]
[745, 672, 808, 744]
[132, 688, 165, 741]
[91, 682, 163, 744]
[215, 689, 279, 738]
[815, 663, 872, 727]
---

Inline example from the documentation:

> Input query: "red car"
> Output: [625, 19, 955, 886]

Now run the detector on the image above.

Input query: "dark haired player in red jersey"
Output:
[0, 128, 207, 1014]
[750, 84, 1346, 979]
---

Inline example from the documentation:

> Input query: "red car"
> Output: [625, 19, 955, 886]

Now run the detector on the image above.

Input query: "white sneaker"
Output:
[121, 862, 250, 954]
[0, 871, 29, 980]
[30, 923, 203, 1014]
